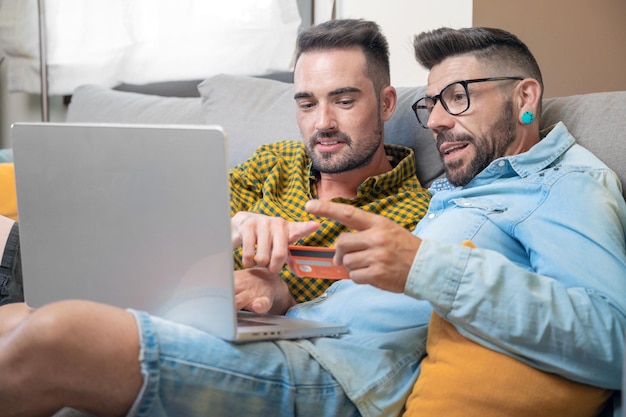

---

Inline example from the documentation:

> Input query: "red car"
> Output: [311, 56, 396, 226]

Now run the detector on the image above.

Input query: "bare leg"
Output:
[0, 300, 143, 417]
[0, 302, 32, 335]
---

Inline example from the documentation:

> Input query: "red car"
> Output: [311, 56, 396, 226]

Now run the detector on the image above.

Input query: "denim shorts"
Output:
[0, 223, 23, 306]
[127, 310, 361, 417]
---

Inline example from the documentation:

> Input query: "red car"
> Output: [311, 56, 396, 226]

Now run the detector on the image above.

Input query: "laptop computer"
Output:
[11, 122, 348, 342]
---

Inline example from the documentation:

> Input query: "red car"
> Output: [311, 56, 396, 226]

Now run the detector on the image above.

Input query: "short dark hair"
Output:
[413, 27, 543, 92]
[295, 19, 391, 93]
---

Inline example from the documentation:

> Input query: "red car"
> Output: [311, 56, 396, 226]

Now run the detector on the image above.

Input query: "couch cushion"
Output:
[0, 163, 17, 221]
[542, 91, 626, 199]
[389, 86, 443, 187]
[66, 85, 205, 125]
[198, 74, 301, 170]
[404, 312, 612, 417]
[198, 74, 445, 187]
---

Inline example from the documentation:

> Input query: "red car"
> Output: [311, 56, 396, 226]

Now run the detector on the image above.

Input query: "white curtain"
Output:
[0, 0, 301, 94]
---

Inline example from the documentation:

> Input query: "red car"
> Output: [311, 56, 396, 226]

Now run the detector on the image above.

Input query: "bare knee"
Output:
[4, 300, 138, 370]
[0, 300, 143, 415]
[27, 300, 141, 366]
[0, 302, 32, 335]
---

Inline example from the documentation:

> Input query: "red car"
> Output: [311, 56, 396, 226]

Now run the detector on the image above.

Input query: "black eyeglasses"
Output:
[411, 77, 523, 129]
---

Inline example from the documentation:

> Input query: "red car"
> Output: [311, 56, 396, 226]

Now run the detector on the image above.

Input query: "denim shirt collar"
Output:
[449, 121, 576, 190]
[505, 122, 575, 177]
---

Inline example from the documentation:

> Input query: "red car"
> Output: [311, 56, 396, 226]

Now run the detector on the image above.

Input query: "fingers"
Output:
[232, 212, 321, 273]
[305, 199, 395, 264]
[288, 221, 321, 243]
[234, 269, 295, 315]
[305, 200, 382, 231]
[238, 296, 271, 315]
[305, 200, 419, 293]
[251, 221, 276, 271]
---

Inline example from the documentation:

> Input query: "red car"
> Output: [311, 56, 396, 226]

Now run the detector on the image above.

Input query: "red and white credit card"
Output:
[287, 245, 350, 280]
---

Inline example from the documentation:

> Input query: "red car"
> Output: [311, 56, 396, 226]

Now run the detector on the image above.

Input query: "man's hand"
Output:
[234, 268, 296, 315]
[231, 212, 320, 273]
[305, 200, 421, 293]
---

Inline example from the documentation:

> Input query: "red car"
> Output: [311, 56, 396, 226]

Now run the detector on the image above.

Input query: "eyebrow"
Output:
[294, 86, 362, 100]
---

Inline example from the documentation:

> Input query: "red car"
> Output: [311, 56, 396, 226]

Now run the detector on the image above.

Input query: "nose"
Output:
[427, 99, 454, 132]
[314, 103, 336, 131]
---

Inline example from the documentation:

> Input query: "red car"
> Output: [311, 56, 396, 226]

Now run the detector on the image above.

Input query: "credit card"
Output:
[287, 245, 350, 279]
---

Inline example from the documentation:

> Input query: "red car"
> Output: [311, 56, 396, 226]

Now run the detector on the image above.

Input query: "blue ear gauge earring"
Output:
[521, 111, 535, 125]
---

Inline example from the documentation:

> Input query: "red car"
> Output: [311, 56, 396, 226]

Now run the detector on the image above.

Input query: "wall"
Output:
[0, 59, 67, 148]
[315, 0, 473, 87]
[0, 51, 65, 149]
[473, 0, 626, 98]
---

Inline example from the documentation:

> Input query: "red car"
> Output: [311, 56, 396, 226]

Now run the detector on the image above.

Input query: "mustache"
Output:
[309, 130, 352, 145]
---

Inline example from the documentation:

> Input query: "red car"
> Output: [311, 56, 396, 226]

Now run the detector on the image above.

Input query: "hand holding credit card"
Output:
[287, 245, 350, 279]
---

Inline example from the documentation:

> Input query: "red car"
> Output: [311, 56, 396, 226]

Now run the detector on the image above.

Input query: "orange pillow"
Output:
[0, 163, 18, 221]
[403, 312, 612, 417]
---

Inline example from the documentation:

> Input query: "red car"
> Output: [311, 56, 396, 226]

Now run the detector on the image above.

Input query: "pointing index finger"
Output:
[305, 200, 379, 231]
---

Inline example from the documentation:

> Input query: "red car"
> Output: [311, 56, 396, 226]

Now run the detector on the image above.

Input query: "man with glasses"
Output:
[0, 26, 623, 417]
[307, 26, 625, 415]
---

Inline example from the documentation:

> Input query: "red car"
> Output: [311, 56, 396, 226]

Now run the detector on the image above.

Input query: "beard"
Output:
[438, 101, 516, 186]
[306, 118, 384, 174]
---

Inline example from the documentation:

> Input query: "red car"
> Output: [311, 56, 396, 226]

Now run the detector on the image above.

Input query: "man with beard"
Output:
[0, 19, 430, 309]
[212, 18, 433, 307]
[305, 27, 625, 415]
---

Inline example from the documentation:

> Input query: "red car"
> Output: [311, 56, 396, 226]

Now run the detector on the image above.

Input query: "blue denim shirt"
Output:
[289, 122, 626, 417]
[409, 122, 626, 389]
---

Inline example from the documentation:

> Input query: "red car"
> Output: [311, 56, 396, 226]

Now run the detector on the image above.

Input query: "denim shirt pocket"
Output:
[450, 197, 508, 214]
[445, 197, 510, 242]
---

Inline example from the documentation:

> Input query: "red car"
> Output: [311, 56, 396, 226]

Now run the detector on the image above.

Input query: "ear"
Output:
[380, 85, 397, 122]
[515, 78, 542, 124]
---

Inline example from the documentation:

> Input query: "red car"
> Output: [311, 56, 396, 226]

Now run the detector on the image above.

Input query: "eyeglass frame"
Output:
[411, 77, 524, 129]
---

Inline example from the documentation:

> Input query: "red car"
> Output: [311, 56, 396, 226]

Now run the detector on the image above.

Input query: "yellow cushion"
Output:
[0, 163, 18, 221]
[403, 312, 612, 417]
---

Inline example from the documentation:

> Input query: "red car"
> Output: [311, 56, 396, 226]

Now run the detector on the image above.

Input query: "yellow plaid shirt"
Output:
[230, 140, 431, 302]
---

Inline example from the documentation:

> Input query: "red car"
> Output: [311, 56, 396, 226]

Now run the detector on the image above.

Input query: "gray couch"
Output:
[66, 74, 626, 199]
[65, 75, 443, 187]
[54, 74, 624, 416]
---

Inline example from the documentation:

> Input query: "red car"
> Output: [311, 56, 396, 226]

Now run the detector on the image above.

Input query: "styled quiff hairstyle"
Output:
[295, 19, 391, 96]
[413, 27, 543, 104]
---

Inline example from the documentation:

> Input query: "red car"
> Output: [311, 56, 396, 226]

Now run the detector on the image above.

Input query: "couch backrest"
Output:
[66, 85, 206, 125]
[541, 91, 626, 199]
[67, 79, 625, 198]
